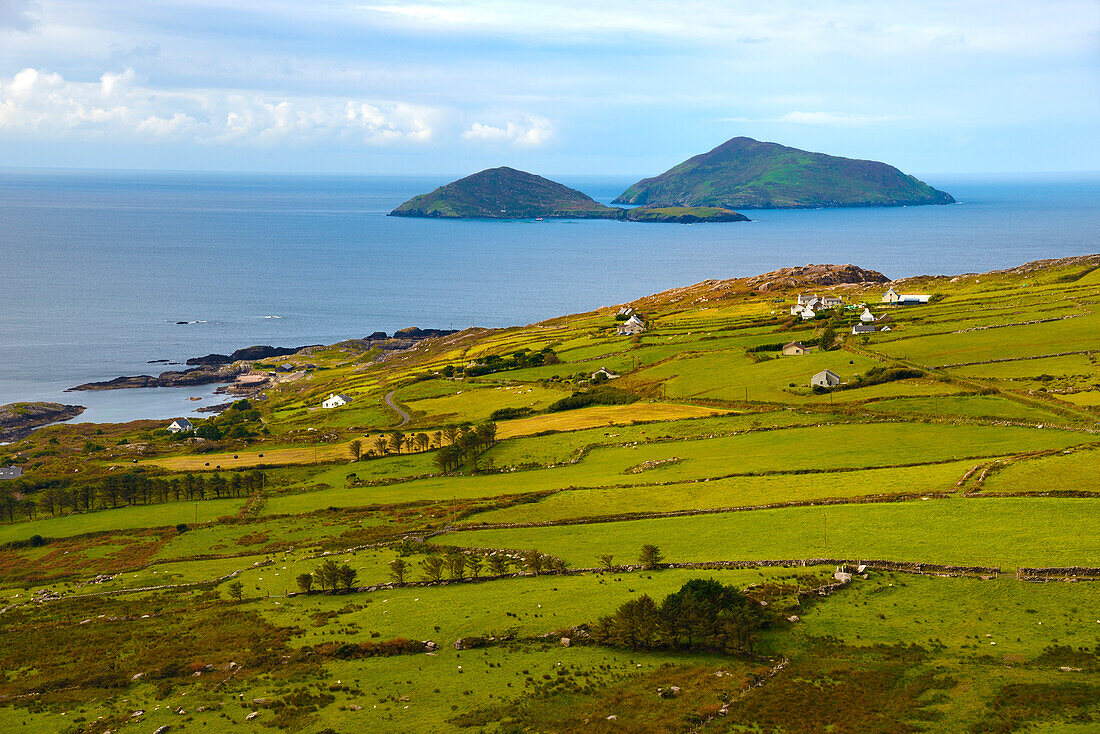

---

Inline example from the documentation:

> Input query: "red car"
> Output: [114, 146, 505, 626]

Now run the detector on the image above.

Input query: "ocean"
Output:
[1, 170, 1096, 424]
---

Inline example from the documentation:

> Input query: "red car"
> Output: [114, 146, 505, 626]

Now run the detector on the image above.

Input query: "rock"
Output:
[856, 565, 867, 573]
[422, 640, 438, 652]
[131, 672, 145, 680]
[833, 572, 853, 583]
[453, 639, 466, 650]
[349, 704, 362, 710]
[154, 726, 172, 734]
[131, 710, 145, 718]
[68, 364, 247, 391]
[787, 615, 800, 623]
[560, 637, 571, 647]
[246, 712, 260, 721]
[606, 714, 618, 720]
[0, 402, 86, 441]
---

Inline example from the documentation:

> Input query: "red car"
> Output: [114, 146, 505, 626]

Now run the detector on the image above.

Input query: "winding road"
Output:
[384, 390, 411, 426]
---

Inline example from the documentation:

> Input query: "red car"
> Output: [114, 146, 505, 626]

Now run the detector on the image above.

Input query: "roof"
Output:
[330, 393, 352, 402]
[0, 466, 23, 480]
[852, 323, 876, 333]
[813, 369, 840, 380]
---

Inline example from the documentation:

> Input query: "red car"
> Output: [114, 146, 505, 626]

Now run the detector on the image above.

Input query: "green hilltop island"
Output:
[389, 166, 750, 223]
[613, 136, 956, 209]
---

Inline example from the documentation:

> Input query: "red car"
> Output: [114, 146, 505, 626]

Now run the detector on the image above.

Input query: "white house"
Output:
[860, 308, 875, 323]
[852, 323, 877, 334]
[616, 306, 635, 317]
[782, 341, 809, 356]
[0, 466, 23, 481]
[797, 294, 819, 306]
[322, 393, 353, 409]
[592, 367, 620, 381]
[821, 296, 844, 308]
[811, 370, 841, 388]
[166, 418, 194, 433]
[799, 308, 816, 321]
[617, 313, 646, 336]
[790, 305, 805, 316]
[883, 288, 930, 304]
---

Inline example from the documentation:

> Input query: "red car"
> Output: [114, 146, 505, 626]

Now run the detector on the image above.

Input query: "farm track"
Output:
[384, 390, 411, 426]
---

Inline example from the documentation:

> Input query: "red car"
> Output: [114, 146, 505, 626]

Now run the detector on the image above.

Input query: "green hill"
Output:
[389, 167, 622, 220]
[613, 137, 955, 209]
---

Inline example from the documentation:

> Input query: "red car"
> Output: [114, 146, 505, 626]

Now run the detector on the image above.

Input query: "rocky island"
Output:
[613, 136, 955, 209]
[0, 402, 85, 442]
[390, 166, 748, 223]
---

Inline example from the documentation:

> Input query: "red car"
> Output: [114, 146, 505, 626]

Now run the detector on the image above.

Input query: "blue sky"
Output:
[0, 0, 1096, 176]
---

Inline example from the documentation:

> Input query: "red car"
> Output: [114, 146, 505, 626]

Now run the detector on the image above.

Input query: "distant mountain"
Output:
[389, 167, 622, 220]
[613, 137, 955, 210]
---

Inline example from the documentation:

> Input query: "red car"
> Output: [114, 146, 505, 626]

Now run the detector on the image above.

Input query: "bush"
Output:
[489, 407, 533, 421]
[547, 386, 639, 413]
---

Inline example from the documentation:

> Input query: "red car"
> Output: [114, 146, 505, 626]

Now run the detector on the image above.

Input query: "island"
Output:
[389, 166, 748, 223]
[613, 136, 955, 209]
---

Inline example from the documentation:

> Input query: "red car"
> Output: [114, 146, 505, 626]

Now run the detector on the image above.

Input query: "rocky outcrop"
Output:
[745, 264, 890, 290]
[186, 345, 316, 366]
[67, 364, 247, 391]
[0, 402, 85, 441]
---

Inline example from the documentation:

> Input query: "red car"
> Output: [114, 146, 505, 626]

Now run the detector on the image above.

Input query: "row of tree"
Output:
[387, 548, 565, 584]
[591, 578, 769, 654]
[0, 470, 265, 521]
[295, 559, 359, 592]
[432, 422, 498, 472]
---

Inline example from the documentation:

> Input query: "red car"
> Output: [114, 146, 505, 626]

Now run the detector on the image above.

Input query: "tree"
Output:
[416, 433, 430, 452]
[348, 439, 363, 461]
[442, 425, 460, 446]
[296, 573, 314, 593]
[421, 555, 445, 582]
[639, 544, 664, 570]
[432, 431, 442, 448]
[227, 580, 244, 601]
[315, 559, 341, 591]
[388, 431, 406, 454]
[389, 558, 408, 584]
[598, 553, 615, 571]
[374, 436, 388, 456]
[447, 552, 467, 579]
[487, 555, 510, 576]
[466, 555, 484, 579]
[337, 564, 358, 591]
[820, 321, 836, 351]
[523, 549, 546, 576]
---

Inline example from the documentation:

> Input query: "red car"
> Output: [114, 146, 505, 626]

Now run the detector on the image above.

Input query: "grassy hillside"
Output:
[1, 254, 1098, 732]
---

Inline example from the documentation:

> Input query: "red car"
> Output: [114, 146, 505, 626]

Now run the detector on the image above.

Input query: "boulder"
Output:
[246, 712, 260, 721]
[560, 637, 571, 647]
[833, 572, 852, 583]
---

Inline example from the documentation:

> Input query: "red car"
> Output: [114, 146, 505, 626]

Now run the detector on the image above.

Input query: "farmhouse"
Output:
[0, 466, 23, 481]
[616, 306, 635, 317]
[820, 296, 844, 308]
[852, 323, 877, 334]
[617, 313, 647, 335]
[882, 288, 931, 304]
[799, 308, 816, 321]
[782, 341, 809, 356]
[811, 370, 841, 388]
[322, 393, 353, 409]
[796, 294, 819, 306]
[166, 418, 193, 433]
[860, 308, 875, 323]
[591, 367, 620, 380]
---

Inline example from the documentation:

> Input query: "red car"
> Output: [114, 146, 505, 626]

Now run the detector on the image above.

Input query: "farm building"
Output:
[852, 323, 877, 334]
[617, 313, 646, 336]
[166, 418, 193, 433]
[811, 369, 842, 388]
[782, 341, 809, 356]
[796, 294, 819, 306]
[591, 367, 620, 380]
[322, 393, 353, 409]
[0, 466, 23, 481]
[820, 296, 844, 307]
[882, 288, 931, 304]
[860, 308, 875, 322]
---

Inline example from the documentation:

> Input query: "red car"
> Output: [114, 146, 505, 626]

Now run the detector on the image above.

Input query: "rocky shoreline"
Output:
[66, 364, 248, 392]
[0, 402, 86, 442]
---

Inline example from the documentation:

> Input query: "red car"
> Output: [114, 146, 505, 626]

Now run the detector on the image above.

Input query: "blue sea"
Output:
[1, 170, 1097, 424]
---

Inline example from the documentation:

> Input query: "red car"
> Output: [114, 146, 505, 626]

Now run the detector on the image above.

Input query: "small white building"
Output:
[782, 341, 809, 356]
[860, 308, 875, 323]
[811, 369, 842, 388]
[799, 308, 816, 321]
[797, 294, 819, 306]
[821, 296, 844, 308]
[616, 306, 635, 317]
[883, 288, 930, 304]
[166, 418, 194, 433]
[790, 304, 805, 316]
[0, 466, 23, 481]
[617, 313, 646, 336]
[591, 367, 620, 380]
[852, 323, 877, 335]
[322, 393, 353, 409]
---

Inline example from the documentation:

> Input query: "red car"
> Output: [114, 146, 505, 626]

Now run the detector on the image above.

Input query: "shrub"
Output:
[547, 386, 639, 413]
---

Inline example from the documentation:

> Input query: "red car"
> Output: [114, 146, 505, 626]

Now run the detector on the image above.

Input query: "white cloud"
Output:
[0, 67, 445, 146]
[462, 116, 553, 146]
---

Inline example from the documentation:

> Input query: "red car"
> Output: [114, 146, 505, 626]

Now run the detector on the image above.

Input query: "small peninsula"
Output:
[613, 136, 955, 209]
[0, 402, 85, 442]
[390, 167, 748, 223]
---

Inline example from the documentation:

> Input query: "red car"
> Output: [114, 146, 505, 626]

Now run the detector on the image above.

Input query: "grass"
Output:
[864, 395, 1069, 423]
[440, 497, 1100, 569]
[495, 402, 728, 439]
[981, 447, 1100, 495]
[470, 460, 977, 524]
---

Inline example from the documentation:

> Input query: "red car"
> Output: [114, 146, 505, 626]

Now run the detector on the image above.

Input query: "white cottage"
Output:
[322, 393, 353, 409]
[617, 313, 647, 336]
[860, 308, 875, 323]
[166, 418, 194, 433]
[811, 370, 841, 388]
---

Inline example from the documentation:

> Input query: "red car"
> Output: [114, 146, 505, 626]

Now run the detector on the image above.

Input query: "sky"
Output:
[0, 0, 1097, 176]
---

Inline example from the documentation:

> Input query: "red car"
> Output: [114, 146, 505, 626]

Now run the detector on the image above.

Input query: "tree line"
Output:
[0, 470, 265, 521]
